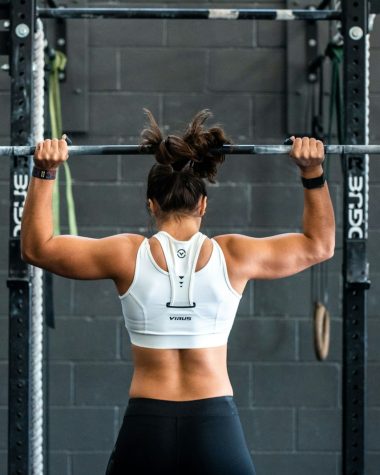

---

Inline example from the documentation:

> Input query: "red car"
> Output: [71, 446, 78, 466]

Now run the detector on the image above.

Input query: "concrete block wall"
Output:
[0, 1, 380, 474]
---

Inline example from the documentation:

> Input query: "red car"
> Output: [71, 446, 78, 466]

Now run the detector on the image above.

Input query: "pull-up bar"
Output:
[37, 8, 341, 21]
[0, 144, 377, 156]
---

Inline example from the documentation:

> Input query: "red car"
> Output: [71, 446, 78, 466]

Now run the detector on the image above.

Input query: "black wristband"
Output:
[32, 166, 57, 180]
[301, 172, 326, 189]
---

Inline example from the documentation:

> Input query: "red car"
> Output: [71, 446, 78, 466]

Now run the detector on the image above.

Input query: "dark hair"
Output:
[140, 109, 231, 217]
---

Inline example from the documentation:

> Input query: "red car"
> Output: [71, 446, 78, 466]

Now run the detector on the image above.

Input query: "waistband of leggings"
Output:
[125, 395, 238, 417]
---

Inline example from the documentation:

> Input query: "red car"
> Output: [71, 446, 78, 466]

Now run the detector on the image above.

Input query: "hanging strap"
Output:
[154, 231, 206, 308]
[48, 49, 78, 236]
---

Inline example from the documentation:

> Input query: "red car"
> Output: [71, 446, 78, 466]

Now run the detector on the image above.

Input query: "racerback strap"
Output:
[153, 231, 207, 308]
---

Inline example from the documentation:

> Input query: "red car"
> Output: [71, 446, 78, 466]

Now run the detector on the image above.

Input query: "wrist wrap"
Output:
[32, 166, 57, 180]
[301, 172, 326, 189]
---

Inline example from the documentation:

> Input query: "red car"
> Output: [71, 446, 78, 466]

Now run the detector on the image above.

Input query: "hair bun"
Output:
[183, 109, 231, 183]
[140, 108, 231, 182]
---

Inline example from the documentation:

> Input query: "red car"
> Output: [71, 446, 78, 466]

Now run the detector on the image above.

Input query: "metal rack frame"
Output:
[4, 2, 371, 474]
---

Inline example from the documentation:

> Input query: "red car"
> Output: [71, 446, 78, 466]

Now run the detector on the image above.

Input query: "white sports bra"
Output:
[119, 231, 242, 349]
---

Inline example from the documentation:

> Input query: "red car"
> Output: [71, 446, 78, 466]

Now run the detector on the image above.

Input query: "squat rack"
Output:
[2, 1, 374, 474]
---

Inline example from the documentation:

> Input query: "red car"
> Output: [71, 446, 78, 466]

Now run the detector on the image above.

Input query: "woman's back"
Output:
[114, 232, 244, 401]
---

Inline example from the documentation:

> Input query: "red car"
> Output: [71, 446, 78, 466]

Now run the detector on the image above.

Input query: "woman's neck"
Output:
[156, 216, 201, 240]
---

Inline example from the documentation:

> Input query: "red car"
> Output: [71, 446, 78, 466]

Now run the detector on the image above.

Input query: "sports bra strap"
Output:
[153, 231, 207, 308]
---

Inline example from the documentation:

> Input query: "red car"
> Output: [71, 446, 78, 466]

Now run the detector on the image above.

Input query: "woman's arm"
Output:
[20, 137, 135, 280]
[217, 137, 335, 280]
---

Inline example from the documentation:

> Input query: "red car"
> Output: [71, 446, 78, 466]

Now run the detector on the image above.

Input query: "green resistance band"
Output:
[49, 50, 78, 236]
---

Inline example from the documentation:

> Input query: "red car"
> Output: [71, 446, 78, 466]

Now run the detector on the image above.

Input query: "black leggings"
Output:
[105, 395, 257, 475]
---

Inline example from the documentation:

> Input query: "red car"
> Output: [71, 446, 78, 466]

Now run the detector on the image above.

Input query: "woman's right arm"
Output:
[20, 138, 139, 281]
[218, 137, 335, 280]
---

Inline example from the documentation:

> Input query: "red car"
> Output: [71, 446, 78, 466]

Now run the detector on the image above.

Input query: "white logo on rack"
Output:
[177, 249, 186, 258]
[348, 175, 364, 239]
[12, 172, 29, 237]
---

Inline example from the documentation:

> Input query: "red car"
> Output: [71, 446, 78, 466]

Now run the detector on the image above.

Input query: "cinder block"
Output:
[368, 409, 380, 450]
[370, 15, 380, 47]
[369, 95, 380, 142]
[74, 363, 134, 405]
[89, 19, 163, 46]
[298, 319, 342, 362]
[202, 184, 250, 227]
[75, 227, 123, 239]
[298, 408, 341, 451]
[0, 272, 8, 315]
[226, 363, 251, 407]
[239, 407, 294, 451]
[120, 48, 207, 92]
[369, 231, 380, 269]
[163, 93, 253, 139]
[49, 363, 72, 405]
[73, 279, 121, 317]
[253, 94, 285, 139]
[49, 318, 117, 361]
[0, 136, 10, 181]
[251, 184, 303, 228]
[0, 362, 7, 405]
[252, 363, 339, 406]
[49, 407, 115, 450]
[369, 186, 380, 226]
[257, 15, 285, 47]
[237, 280, 253, 315]
[368, 364, 380, 406]
[67, 154, 119, 183]
[0, 94, 10, 137]
[0, 408, 6, 450]
[367, 453, 380, 475]
[253, 453, 337, 475]
[167, 19, 254, 47]
[90, 48, 118, 91]
[209, 49, 285, 92]
[120, 155, 153, 183]
[0, 451, 6, 475]
[368, 319, 380, 361]
[323, 242, 342, 272]
[52, 274, 73, 317]
[228, 318, 296, 361]
[89, 93, 160, 136]
[370, 50, 380, 94]
[254, 270, 312, 317]
[0, 227, 9, 270]
[120, 321, 134, 361]
[220, 154, 299, 184]
[49, 452, 70, 475]
[65, 183, 147, 227]
[368, 274, 380, 318]
[0, 318, 8, 360]
[72, 452, 111, 475]
[0, 184, 8, 228]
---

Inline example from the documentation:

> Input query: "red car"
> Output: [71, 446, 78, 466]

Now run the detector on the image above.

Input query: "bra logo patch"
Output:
[177, 249, 186, 258]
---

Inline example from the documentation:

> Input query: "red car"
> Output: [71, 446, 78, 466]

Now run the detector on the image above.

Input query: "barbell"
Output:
[0, 144, 378, 156]
[37, 8, 341, 21]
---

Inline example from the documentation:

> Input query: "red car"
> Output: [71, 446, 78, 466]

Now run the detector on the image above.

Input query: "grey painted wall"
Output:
[1, 1, 380, 474]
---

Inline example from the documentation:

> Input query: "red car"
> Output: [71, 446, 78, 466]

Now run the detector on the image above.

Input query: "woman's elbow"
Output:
[316, 241, 335, 262]
[21, 250, 36, 265]
[20, 246, 42, 266]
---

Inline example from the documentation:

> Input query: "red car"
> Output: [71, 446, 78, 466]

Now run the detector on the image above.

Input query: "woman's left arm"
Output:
[21, 137, 130, 280]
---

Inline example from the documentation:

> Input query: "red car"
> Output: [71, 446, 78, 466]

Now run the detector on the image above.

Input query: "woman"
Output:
[21, 110, 335, 475]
